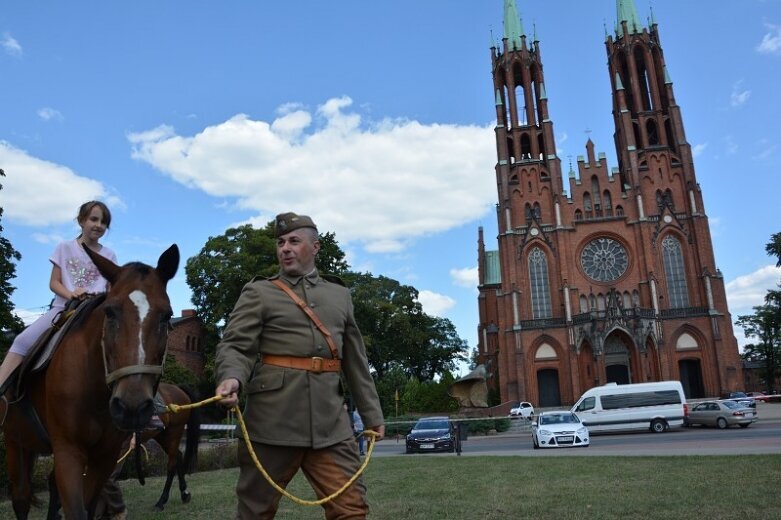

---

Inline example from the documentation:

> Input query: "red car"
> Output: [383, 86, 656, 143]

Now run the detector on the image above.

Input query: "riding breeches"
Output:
[235, 437, 368, 520]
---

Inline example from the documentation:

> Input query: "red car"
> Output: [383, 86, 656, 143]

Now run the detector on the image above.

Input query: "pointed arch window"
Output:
[603, 190, 613, 216]
[662, 235, 689, 308]
[520, 133, 532, 159]
[646, 119, 659, 146]
[528, 247, 552, 319]
[537, 133, 545, 160]
[584, 193, 593, 218]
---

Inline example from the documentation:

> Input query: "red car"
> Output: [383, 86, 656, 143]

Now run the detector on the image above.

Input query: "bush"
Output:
[383, 415, 418, 437]
[464, 417, 511, 435]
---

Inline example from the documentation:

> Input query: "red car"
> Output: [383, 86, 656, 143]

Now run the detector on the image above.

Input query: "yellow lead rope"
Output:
[166, 394, 378, 506]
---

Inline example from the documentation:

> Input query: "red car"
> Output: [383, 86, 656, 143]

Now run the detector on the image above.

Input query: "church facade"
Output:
[476, 0, 742, 407]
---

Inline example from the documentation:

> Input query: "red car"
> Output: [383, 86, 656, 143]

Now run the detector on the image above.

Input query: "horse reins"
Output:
[165, 394, 379, 507]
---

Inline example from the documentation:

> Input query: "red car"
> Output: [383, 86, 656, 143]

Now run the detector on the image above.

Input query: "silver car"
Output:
[685, 400, 757, 429]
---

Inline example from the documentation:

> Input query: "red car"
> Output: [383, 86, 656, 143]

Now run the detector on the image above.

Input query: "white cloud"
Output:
[691, 143, 707, 158]
[1, 33, 22, 57]
[37, 107, 64, 122]
[752, 139, 777, 160]
[450, 266, 478, 289]
[31, 232, 65, 244]
[14, 308, 45, 326]
[417, 290, 456, 317]
[128, 96, 497, 251]
[757, 23, 781, 55]
[724, 135, 738, 155]
[0, 141, 117, 226]
[730, 81, 751, 107]
[725, 264, 781, 313]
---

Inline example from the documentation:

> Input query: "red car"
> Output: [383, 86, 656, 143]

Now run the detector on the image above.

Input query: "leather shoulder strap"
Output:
[270, 279, 340, 360]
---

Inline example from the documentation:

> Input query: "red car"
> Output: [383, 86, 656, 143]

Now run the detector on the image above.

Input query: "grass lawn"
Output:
[2, 455, 779, 519]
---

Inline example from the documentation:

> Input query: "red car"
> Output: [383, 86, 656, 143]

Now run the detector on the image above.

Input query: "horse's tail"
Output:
[180, 385, 201, 474]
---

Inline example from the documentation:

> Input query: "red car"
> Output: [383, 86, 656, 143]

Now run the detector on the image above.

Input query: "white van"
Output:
[571, 381, 687, 433]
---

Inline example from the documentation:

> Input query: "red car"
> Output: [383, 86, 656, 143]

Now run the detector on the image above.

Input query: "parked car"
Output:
[532, 411, 590, 449]
[405, 416, 455, 454]
[509, 401, 535, 419]
[720, 391, 756, 409]
[684, 400, 757, 429]
[745, 392, 770, 403]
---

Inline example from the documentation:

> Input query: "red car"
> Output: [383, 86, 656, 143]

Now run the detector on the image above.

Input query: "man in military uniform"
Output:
[215, 212, 385, 520]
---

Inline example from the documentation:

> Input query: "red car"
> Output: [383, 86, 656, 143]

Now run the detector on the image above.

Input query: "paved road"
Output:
[372, 402, 781, 457]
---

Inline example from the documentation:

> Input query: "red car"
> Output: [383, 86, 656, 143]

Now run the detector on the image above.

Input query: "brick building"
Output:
[476, 1, 742, 407]
[167, 309, 206, 376]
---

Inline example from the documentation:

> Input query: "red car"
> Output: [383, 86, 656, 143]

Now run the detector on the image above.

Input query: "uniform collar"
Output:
[278, 269, 320, 287]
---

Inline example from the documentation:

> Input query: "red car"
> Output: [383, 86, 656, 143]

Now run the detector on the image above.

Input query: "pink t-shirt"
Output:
[50, 239, 118, 308]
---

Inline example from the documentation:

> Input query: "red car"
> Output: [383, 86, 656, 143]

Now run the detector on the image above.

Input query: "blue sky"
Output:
[1, 1, 780, 370]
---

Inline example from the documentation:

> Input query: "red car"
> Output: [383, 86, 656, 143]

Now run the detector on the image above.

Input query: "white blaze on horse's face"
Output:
[129, 289, 150, 364]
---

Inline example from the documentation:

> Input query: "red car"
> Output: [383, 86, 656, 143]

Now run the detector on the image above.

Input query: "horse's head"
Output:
[84, 244, 180, 432]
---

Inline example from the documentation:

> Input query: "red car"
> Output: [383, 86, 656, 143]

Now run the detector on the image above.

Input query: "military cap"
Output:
[275, 212, 318, 237]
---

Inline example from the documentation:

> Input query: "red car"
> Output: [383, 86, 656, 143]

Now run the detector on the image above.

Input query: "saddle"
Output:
[1, 296, 98, 400]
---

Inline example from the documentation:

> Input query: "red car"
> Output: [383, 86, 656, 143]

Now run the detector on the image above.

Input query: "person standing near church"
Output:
[215, 212, 385, 520]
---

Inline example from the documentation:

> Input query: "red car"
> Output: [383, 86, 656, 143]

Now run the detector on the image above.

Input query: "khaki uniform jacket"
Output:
[215, 271, 384, 449]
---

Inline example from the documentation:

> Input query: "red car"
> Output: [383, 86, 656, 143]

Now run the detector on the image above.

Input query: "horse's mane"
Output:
[68, 293, 108, 331]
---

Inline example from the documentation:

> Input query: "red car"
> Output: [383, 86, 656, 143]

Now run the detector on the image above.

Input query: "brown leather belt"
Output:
[262, 354, 341, 373]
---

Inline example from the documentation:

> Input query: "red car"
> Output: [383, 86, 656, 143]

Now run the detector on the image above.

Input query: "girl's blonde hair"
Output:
[77, 200, 112, 229]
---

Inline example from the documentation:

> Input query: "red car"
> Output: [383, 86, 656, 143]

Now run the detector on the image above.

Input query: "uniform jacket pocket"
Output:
[245, 370, 285, 394]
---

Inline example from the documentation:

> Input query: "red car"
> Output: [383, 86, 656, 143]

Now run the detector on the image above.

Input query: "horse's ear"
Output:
[82, 243, 120, 284]
[156, 244, 180, 283]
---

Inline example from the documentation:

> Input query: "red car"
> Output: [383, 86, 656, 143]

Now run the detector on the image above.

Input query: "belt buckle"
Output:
[311, 357, 324, 373]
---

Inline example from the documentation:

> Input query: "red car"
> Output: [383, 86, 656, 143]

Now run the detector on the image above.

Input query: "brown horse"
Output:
[1, 244, 179, 519]
[136, 382, 201, 511]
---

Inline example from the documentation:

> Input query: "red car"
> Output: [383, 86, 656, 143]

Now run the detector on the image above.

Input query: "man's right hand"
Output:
[215, 378, 240, 407]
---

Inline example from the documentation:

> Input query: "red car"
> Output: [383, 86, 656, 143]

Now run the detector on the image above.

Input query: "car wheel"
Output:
[717, 417, 728, 429]
[650, 419, 667, 433]
[739, 423, 749, 428]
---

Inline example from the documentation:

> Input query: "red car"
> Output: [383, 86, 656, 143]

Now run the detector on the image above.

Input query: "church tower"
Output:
[477, 0, 742, 408]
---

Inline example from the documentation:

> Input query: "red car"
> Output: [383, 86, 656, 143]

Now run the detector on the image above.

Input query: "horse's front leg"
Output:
[51, 448, 89, 520]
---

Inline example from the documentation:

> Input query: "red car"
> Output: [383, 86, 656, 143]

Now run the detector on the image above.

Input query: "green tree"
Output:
[344, 272, 467, 381]
[162, 354, 198, 387]
[766, 231, 781, 267]
[736, 302, 780, 394]
[0, 169, 24, 353]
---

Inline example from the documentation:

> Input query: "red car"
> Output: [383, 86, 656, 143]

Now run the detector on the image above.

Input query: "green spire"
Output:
[503, 0, 524, 50]
[616, 0, 642, 37]
[663, 66, 672, 85]
[615, 72, 624, 90]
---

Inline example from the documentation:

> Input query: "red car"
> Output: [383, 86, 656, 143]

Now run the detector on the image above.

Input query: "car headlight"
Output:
[539, 429, 551, 436]
[577, 427, 588, 435]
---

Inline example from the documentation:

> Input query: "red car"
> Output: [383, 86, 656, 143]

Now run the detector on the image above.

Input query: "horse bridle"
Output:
[101, 324, 169, 387]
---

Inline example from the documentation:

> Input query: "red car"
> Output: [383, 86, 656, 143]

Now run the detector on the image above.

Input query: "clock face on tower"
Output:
[580, 237, 629, 282]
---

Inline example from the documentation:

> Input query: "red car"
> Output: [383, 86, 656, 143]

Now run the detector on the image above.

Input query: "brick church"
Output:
[476, 0, 742, 407]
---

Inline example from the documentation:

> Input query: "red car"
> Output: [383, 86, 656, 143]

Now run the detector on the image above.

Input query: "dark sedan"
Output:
[405, 416, 455, 453]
